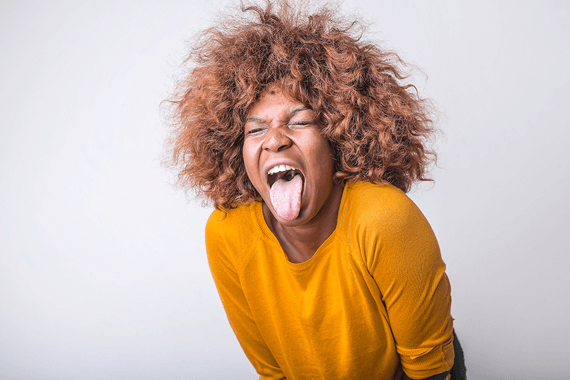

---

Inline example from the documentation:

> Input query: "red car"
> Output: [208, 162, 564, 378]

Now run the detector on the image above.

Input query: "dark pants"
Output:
[450, 330, 467, 380]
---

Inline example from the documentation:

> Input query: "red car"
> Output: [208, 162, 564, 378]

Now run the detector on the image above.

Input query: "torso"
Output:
[205, 181, 454, 379]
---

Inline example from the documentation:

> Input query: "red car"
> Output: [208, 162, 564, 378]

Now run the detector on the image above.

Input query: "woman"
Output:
[165, 1, 459, 378]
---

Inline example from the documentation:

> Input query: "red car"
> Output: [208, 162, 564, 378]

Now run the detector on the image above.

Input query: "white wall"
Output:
[1, 1, 568, 379]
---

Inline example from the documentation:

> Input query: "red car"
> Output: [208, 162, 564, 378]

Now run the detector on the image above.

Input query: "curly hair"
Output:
[164, 0, 437, 209]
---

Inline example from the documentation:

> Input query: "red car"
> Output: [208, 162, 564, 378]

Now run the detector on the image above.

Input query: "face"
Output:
[243, 87, 342, 227]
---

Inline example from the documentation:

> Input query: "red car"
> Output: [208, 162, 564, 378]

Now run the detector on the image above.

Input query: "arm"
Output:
[364, 195, 455, 379]
[206, 212, 286, 380]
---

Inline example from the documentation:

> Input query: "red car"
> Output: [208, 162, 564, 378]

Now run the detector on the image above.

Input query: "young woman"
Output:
[165, 1, 461, 379]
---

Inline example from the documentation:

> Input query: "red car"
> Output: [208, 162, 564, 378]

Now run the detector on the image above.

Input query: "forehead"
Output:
[247, 87, 309, 120]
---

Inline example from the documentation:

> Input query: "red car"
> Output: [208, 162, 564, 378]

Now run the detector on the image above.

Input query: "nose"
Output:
[262, 127, 292, 152]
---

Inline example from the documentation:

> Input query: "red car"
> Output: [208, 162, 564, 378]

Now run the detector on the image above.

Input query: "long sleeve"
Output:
[206, 210, 286, 380]
[354, 185, 455, 379]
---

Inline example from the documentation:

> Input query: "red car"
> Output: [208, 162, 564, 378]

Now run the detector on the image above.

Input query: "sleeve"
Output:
[205, 211, 286, 380]
[364, 197, 455, 379]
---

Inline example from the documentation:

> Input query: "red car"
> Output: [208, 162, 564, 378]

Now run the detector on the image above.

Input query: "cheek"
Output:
[241, 145, 252, 174]
[242, 143, 261, 186]
[311, 138, 335, 171]
[242, 141, 253, 163]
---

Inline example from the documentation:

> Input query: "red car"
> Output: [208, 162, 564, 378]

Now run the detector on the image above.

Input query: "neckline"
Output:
[254, 184, 350, 268]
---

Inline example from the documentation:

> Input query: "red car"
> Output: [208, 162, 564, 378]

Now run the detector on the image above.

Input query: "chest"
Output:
[238, 243, 398, 377]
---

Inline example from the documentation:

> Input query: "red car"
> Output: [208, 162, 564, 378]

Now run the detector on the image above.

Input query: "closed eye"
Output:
[288, 121, 314, 127]
[246, 127, 267, 136]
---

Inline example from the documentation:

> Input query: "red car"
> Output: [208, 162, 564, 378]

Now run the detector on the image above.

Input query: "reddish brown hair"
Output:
[164, 0, 437, 209]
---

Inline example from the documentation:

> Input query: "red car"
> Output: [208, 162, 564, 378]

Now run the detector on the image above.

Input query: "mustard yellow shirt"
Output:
[206, 182, 454, 379]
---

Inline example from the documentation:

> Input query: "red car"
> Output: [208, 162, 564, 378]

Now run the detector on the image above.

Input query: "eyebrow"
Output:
[245, 106, 310, 124]
[289, 106, 310, 116]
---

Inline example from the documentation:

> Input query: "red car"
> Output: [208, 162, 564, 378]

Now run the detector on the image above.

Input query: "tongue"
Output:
[269, 174, 303, 221]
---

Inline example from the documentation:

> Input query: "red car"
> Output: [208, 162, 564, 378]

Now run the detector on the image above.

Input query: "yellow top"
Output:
[206, 182, 454, 379]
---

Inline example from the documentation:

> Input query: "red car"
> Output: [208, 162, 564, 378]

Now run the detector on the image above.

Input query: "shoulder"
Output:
[341, 181, 424, 230]
[206, 202, 257, 246]
[205, 201, 262, 265]
[339, 182, 438, 263]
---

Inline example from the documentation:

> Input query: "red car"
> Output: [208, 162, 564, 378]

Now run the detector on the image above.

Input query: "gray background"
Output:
[1, 0, 569, 379]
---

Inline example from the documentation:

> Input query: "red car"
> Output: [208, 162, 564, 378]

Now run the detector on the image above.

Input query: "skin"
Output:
[243, 86, 344, 263]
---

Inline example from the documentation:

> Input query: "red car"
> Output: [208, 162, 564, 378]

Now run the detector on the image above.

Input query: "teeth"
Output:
[267, 164, 296, 176]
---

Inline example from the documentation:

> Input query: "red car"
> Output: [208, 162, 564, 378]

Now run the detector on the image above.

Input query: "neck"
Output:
[263, 182, 344, 263]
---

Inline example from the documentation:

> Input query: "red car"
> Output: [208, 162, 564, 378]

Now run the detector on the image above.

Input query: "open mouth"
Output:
[267, 164, 304, 188]
[266, 164, 305, 221]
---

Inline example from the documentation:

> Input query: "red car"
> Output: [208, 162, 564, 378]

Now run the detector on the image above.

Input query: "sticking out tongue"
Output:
[269, 174, 303, 221]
